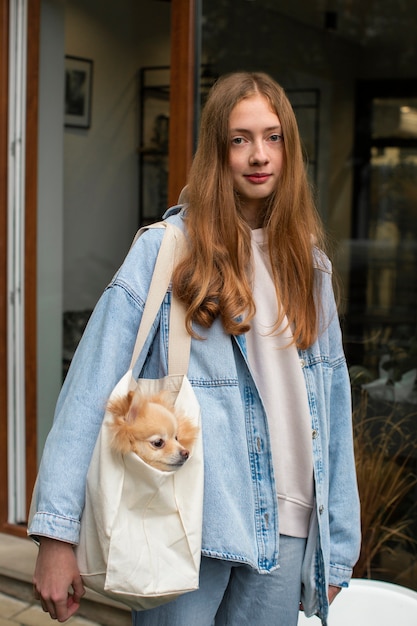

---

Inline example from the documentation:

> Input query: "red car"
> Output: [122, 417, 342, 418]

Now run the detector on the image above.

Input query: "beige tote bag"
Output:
[76, 223, 204, 610]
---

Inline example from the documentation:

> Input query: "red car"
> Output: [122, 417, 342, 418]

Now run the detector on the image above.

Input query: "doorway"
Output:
[347, 79, 417, 386]
[1, 0, 198, 534]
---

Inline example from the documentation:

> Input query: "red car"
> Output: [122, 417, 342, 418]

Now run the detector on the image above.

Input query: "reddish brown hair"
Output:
[173, 72, 325, 349]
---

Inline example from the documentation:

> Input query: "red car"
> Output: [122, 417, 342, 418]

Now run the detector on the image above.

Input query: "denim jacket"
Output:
[29, 208, 360, 624]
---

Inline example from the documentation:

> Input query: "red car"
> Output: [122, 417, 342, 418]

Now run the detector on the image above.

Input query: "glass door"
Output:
[348, 83, 417, 397]
[348, 82, 417, 581]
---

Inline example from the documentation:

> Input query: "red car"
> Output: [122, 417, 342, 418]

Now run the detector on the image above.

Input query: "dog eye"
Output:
[151, 439, 165, 449]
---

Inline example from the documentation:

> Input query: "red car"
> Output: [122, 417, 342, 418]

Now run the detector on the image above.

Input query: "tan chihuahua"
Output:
[107, 389, 199, 471]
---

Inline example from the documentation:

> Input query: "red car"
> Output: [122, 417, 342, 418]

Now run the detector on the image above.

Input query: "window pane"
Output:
[373, 98, 417, 139]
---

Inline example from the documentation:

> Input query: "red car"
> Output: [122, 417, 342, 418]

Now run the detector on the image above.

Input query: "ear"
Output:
[107, 392, 133, 419]
[126, 391, 149, 423]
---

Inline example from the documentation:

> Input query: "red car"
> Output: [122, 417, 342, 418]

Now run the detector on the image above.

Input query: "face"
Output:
[228, 94, 284, 226]
[132, 402, 190, 471]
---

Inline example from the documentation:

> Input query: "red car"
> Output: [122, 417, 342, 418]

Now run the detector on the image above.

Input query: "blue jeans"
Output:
[132, 535, 306, 626]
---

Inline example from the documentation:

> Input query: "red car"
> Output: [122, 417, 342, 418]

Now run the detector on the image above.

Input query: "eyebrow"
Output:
[230, 125, 282, 134]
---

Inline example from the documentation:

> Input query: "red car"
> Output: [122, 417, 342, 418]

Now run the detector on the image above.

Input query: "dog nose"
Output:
[180, 449, 189, 460]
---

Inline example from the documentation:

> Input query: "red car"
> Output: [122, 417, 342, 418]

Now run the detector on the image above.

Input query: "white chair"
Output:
[297, 578, 417, 625]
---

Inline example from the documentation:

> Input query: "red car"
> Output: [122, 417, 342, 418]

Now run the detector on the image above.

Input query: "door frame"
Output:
[0, 0, 39, 537]
[168, 0, 197, 206]
[0, 0, 10, 532]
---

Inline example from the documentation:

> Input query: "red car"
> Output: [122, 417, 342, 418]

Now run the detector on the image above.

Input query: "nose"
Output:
[180, 449, 189, 460]
[249, 140, 269, 165]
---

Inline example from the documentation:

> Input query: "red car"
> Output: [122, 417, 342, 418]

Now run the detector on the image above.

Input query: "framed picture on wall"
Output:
[64, 56, 93, 129]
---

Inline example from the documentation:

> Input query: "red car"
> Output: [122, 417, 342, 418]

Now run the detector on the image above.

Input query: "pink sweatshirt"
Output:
[246, 229, 314, 538]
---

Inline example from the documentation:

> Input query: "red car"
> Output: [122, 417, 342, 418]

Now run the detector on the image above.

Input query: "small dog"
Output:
[107, 389, 199, 471]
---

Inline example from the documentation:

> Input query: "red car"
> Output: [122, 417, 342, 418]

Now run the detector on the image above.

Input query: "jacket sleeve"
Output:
[324, 270, 361, 586]
[328, 356, 361, 586]
[28, 227, 166, 544]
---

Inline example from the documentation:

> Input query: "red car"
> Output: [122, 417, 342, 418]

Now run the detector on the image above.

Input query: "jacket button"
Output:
[319, 505, 324, 515]
[312, 429, 318, 439]
[300, 358, 306, 368]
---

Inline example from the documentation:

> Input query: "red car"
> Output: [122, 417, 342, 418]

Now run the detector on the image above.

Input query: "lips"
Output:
[244, 173, 272, 184]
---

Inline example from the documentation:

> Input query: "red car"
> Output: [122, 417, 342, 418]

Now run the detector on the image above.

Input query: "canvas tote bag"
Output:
[76, 223, 204, 610]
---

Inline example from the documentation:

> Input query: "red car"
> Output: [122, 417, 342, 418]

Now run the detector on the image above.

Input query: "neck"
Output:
[239, 203, 266, 229]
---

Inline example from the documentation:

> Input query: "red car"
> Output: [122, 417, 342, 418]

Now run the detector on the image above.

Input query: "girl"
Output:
[30, 72, 360, 625]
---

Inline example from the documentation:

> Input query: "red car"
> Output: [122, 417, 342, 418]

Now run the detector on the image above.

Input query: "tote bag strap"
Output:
[129, 222, 191, 377]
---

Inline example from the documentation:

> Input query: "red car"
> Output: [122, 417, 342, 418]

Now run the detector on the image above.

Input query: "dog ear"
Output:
[126, 391, 149, 423]
[107, 392, 133, 419]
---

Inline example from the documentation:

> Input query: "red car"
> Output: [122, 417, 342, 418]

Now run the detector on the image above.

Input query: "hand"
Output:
[32, 537, 85, 622]
[328, 584, 341, 604]
[299, 585, 341, 612]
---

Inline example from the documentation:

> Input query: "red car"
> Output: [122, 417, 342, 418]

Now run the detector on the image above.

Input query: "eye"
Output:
[231, 136, 246, 145]
[269, 133, 283, 143]
[150, 438, 165, 449]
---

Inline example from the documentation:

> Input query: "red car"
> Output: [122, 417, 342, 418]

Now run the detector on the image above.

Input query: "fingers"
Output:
[328, 584, 342, 605]
[71, 576, 86, 606]
[33, 583, 60, 620]
[34, 585, 83, 622]
[40, 596, 57, 620]
[32, 538, 85, 622]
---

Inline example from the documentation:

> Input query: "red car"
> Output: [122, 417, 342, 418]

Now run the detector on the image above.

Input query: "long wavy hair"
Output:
[172, 72, 326, 349]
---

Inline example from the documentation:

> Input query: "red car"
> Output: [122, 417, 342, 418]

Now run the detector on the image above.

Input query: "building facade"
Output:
[1, 0, 417, 589]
